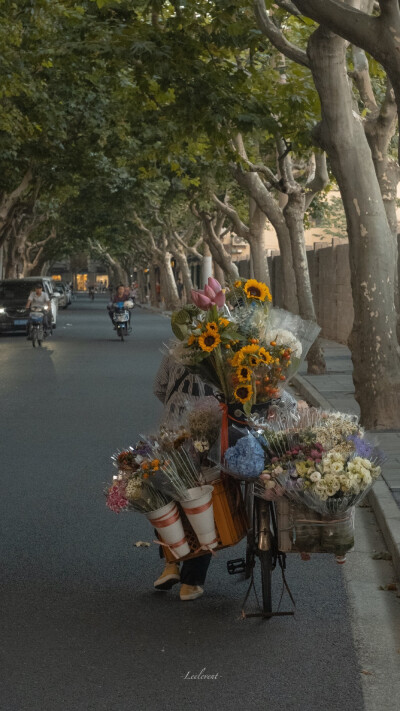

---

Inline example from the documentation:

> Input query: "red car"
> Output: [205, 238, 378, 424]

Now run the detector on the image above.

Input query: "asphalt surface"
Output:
[0, 296, 365, 711]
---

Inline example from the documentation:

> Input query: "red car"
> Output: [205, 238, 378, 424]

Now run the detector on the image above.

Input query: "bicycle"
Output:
[227, 480, 295, 619]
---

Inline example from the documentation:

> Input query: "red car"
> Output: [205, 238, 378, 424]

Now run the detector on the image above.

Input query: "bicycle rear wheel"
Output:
[259, 549, 273, 616]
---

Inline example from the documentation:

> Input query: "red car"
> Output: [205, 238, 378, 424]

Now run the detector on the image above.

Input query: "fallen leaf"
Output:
[134, 541, 151, 548]
[361, 670, 373, 676]
[379, 583, 397, 591]
[372, 551, 392, 560]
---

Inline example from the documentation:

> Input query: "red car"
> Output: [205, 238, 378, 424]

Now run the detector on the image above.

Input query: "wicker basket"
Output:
[162, 477, 248, 562]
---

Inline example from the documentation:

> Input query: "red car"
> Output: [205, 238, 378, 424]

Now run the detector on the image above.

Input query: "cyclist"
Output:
[26, 283, 51, 334]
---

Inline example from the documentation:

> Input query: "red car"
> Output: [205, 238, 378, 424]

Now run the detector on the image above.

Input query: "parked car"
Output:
[0, 277, 58, 334]
[52, 281, 69, 309]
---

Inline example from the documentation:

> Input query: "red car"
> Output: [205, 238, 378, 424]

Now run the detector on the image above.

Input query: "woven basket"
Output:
[162, 476, 248, 562]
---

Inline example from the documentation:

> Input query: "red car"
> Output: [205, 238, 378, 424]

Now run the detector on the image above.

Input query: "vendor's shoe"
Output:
[154, 562, 180, 591]
[180, 584, 204, 601]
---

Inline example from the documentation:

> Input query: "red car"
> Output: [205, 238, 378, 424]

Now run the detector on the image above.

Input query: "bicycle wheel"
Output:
[244, 482, 255, 579]
[259, 549, 273, 616]
[32, 331, 37, 347]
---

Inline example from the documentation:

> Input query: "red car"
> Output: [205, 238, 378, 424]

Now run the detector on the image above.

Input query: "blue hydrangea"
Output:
[225, 434, 265, 478]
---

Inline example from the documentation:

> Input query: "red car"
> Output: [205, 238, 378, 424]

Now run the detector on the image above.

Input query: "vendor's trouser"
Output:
[158, 540, 211, 586]
[180, 554, 212, 586]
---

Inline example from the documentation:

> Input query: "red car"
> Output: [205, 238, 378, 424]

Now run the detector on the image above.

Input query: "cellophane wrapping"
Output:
[273, 496, 355, 555]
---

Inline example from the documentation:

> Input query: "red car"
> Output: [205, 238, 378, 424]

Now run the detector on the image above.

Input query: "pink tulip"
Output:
[191, 278, 225, 310]
[191, 290, 212, 309]
[208, 277, 222, 293]
[204, 284, 216, 300]
[214, 290, 225, 307]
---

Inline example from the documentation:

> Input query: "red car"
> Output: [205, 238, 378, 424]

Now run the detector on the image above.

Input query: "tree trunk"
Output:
[283, 191, 326, 373]
[213, 261, 225, 287]
[233, 167, 298, 312]
[159, 251, 180, 310]
[137, 269, 147, 303]
[149, 265, 158, 307]
[363, 86, 400, 322]
[308, 26, 400, 428]
[202, 218, 239, 281]
[248, 199, 270, 284]
[174, 246, 193, 303]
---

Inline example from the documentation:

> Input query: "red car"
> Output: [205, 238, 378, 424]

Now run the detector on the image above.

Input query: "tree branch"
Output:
[350, 45, 379, 116]
[275, 0, 302, 16]
[254, 0, 310, 68]
[377, 78, 397, 132]
[211, 194, 250, 239]
[231, 133, 280, 187]
[292, 0, 381, 56]
[173, 231, 203, 260]
[304, 153, 329, 209]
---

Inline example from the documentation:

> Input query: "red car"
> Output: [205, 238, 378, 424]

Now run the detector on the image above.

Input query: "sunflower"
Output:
[258, 347, 273, 365]
[249, 354, 260, 367]
[240, 344, 260, 356]
[244, 279, 272, 302]
[230, 350, 245, 367]
[234, 384, 253, 404]
[234, 280, 242, 288]
[206, 321, 218, 332]
[236, 365, 252, 383]
[198, 328, 221, 352]
[187, 334, 196, 346]
[218, 317, 230, 328]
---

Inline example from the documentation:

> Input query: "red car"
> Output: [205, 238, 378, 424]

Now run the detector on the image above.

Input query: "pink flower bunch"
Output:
[191, 277, 225, 310]
[106, 482, 129, 513]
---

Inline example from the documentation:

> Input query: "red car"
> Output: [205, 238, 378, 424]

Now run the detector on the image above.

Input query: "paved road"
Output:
[0, 297, 394, 711]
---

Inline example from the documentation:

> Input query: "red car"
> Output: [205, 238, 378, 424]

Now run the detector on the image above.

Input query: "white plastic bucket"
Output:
[180, 485, 218, 549]
[146, 501, 190, 559]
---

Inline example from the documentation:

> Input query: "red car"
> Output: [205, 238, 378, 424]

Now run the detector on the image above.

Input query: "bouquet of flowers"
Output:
[107, 443, 173, 513]
[169, 276, 320, 415]
[258, 409, 384, 513]
[254, 409, 384, 555]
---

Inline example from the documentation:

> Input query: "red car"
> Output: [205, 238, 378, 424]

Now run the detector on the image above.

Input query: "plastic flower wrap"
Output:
[142, 431, 202, 499]
[169, 277, 320, 415]
[257, 409, 384, 514]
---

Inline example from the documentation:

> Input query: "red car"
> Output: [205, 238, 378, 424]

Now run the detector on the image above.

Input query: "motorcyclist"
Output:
[107, 284, 134, 326]
[26, 283, 51, 333]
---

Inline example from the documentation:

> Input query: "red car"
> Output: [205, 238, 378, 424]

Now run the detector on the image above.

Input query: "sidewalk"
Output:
[293, 338, 400, 579]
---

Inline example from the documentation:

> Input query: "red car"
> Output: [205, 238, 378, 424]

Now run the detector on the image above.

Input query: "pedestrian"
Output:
[153, 353, 215, 601]
[155, 281, 161, 303]
[176, 277, 184, 304]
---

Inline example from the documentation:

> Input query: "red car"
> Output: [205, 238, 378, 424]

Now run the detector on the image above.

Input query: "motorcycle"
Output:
[28, 306, 50, 347]
[89, 287, 95, 301]
[112, 300, 133, 341]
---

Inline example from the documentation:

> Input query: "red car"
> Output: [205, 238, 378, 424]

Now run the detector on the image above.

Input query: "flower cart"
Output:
[105, 277, 384, 618]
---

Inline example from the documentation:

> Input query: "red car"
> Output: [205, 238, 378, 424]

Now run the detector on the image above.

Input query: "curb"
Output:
[292, 374, 400, 580]
[291, 374, 333, 410]
[368, 480, 400, 581]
